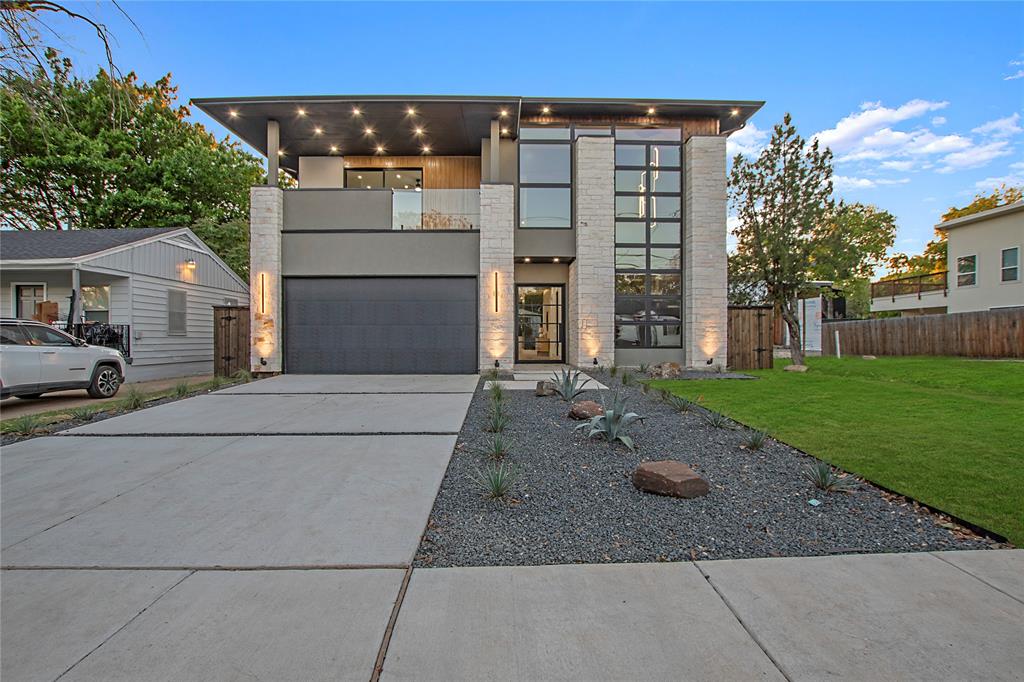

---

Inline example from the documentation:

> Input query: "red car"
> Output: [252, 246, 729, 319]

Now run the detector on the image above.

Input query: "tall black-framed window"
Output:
[614, 140, 683, 349]
[518, 127, 572, 229]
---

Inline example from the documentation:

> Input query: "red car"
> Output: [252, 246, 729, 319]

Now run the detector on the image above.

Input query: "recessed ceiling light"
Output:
[647, 107, 656, 115]
[352, 107, 362, 116]
[376, 145, 385, 153]
[501, 127, 510, 135]
[731, 108, 740, 116]
[396, 174, 402, 178]
[297, 108, 306, 116]
[421, 145, 431, 154]
[228, 109, 238, 118]
[406, 106, 417, 116]
[404, 184, 410, 189]
[553, 257, 560, 263]
[365, 126, 374, 135]
[277, 150, 285, 156]
[541, 106, 551, 114]
[524, 257, 531, 263]
[314, 127, 323, 135]
[366, 185, 372, 189]
[330, 145, 338, 153]
[499, 109, 508, 117]
[357, 175, 362, 179]
[414, 127, 424, 135]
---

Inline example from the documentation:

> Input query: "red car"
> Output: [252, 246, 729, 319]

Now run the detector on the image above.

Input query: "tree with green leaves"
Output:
[729, 114, 895, 365]
[1, 50, 262, 274]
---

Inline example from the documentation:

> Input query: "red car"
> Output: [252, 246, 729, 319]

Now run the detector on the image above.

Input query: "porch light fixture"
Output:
[184, 258, 196, 270]
[414, 179, 422, 192]
[297, 108, 306, 116]
[593, 357, 599, 365]
[706, 357, 715, 365]
[494, 359, 500, 368]
[260, 357, 268, 366]
[352, 107, 362, 116]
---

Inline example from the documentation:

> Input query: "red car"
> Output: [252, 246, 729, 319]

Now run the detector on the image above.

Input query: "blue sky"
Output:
[49, 1, 1023, 264]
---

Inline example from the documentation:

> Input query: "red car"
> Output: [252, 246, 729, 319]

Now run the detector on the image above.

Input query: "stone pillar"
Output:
[250, 185, 283, 374]
[572, 136, 615, 367]
[479, 183, 515, 372]
[683, 135, 728, 369]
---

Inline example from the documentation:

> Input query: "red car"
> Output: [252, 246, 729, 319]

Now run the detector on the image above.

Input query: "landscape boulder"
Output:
[568, 400, 604, 420]
[535, 380, 556, 397]
[862, 355, 877, 360]
[648, 361, 683, 379]
[632, 461, 710, 499]
[784, 364, 809, 373]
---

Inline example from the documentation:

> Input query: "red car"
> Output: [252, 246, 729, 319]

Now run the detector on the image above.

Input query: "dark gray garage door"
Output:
[284, 277, 477, 374]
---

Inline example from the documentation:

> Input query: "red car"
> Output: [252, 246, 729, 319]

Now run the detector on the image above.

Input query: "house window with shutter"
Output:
[168, 290, 187, 335]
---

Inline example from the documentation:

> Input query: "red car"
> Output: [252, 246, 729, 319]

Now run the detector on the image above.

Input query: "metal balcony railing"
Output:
[871, 271, 948, 302]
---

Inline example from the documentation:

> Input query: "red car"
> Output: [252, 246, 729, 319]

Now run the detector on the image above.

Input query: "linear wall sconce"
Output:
[494, 272, 499, 312]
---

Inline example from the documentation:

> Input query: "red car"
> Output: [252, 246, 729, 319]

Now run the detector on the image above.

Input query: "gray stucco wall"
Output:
[515, 263, 568, 284]
[282, 232, 480, 277]
[515, 230, 576, 258]
[283, 189, 392, 230]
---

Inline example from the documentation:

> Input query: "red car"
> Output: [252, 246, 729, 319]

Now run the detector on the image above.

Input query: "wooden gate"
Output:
[727, 306, 774, 370]
[213, 305, 250, 377]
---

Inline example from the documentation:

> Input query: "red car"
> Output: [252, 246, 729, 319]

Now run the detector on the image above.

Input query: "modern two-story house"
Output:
[193, 95, 762, 374]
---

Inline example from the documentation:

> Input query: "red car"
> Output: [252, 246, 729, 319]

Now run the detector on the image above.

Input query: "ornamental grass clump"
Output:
[576, 392, 644, 452]
[803, 461, 857, 492]
[8, 414, 43, 435]
[471, 461, 519, 499]
[485, 402, 510, 433]
[702, 410, 733, 429]
[120, 385, 146, 410]
[480, 432, 511, 461]
[232, 368, 253, 383]
[741, 429, 769, 451]
[488, 380, 506, 405]
[550, 368, 590, 402]
[173, 380, 191, 399]
[68, 406, 95, 422]
[620, 371, 636, 387]
[666, 394, 694, 413]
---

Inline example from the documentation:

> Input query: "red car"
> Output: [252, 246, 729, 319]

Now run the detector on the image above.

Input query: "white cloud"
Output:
[1011, 161, 1024, 170]
[880, 160, 914, 171]
[937, 140, 1013, 173]
[813, 99, 948, 154]
[727, 122, 768, 158]
[1005, 70, 1024, 81]
[972, 113, 1023, 138]
[932, 116, 947, 126]
[974, 172, 1024, 191]
[834, 175, 910, 191]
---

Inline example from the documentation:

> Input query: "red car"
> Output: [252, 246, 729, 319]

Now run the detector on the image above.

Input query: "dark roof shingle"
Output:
[0, 228, 181, 261]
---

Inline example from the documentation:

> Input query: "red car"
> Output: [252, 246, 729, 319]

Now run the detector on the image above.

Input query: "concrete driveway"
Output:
[2, 374, 475, 680]
[4, 373, 1022, 681]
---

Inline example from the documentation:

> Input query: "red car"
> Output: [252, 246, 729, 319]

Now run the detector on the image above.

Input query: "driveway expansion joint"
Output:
[370, 566, 414, 682]
[53, 431, 460, 437]
[694, 562, 794, 682]
[930, 551, 1024, 605]
[2, 563, 409, 571]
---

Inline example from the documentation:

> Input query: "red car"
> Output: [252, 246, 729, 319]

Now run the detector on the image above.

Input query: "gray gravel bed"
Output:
[415, 371, 992, 567]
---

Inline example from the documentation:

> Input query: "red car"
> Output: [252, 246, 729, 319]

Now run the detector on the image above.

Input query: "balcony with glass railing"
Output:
[282, 188, 480, 231]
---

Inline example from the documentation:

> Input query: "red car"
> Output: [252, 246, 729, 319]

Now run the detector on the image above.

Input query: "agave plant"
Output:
[657, 388, 672, 402]
[67, 406, 95, 422]
[638, 362, 650, 375]
[802, 461, 857, 492]
[741, 429, 769, 451]
[702, 410, 733, 429]
[575, 392, 644, 451]
[550, 368, 590, 402]
[666, 394, 693, 413]
[471, 461, 519, 499]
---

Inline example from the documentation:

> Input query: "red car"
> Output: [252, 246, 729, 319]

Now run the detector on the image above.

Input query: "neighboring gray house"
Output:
[1, 228, 249, 380]
[194, 95, 762, 374]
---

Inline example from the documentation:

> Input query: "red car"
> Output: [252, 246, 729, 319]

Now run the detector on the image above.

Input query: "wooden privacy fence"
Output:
[213, 305, 250, 377]
[822, 309, 1024, 358]
[727, 306, 774, 370]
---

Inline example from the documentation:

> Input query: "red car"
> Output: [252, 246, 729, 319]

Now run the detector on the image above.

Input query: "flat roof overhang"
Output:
[191, 95, 764, 172]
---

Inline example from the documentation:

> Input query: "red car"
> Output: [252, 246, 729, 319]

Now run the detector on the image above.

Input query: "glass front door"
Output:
[516, 285, 564, 363]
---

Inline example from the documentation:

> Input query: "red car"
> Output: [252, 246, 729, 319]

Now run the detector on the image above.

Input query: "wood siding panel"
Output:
[519, 116, 720, 140]
[343, 156, 481, 189]
[821, 310, 1024, 358]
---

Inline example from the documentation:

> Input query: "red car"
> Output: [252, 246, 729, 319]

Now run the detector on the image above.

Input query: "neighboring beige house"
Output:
[870, 200, 1024, 316]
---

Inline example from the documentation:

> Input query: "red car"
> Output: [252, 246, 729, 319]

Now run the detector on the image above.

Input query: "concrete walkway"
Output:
[3, 374, 1022, 680]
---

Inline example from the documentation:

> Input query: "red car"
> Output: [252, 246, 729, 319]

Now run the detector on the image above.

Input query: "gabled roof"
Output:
[0, 227, 180, 260]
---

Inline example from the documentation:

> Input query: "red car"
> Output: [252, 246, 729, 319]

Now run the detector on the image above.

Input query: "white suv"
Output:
[0, 319, 127, 400]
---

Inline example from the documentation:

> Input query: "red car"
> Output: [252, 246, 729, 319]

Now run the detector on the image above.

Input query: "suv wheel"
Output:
[88, 365, 122, 399]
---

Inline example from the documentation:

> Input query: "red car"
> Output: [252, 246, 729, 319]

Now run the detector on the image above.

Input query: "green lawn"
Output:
[652, 356, 1024, 545]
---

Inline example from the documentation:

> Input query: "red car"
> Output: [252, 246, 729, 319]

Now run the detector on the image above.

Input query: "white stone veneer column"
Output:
[683, 135, 728, 368]
[572, 136, 616, 367]
[250, 185, 283, 374]
[479, 184, 515, 371]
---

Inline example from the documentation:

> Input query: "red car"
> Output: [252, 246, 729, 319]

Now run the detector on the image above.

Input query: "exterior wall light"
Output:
[593, 357, 599, 365]
[184, 259, 196, 270]
[494, 272, 499, 312]
[706, 357, 714, 365]
[494, 359, 500, 368]
[260, 357, 268, 366]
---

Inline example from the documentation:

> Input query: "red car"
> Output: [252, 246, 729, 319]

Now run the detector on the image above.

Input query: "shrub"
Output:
[173, 380, 191, 399]
[802, 461, 857, 492]
[576, 392, 644, 451]
[471, 461, 519, 499]
[120, 385, 147, 410]
[8, 414, 43, 435]
[484, 405, 510, 433]
[68, 406, 95, 422]
[702, 410, 733, 429]
[550, 368, 590, 402]
[481, 432, 511, 460]
[742, 429, 769, 451]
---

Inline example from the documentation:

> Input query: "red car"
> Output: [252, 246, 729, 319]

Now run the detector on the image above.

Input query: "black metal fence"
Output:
[70, 323, 131, 357]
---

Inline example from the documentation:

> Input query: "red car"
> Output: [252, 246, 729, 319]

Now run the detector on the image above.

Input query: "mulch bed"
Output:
[415, 370, 994, 567]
